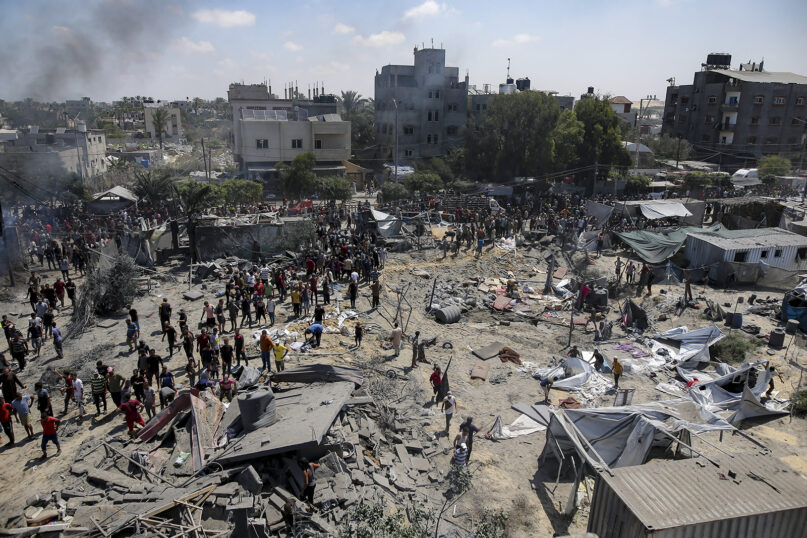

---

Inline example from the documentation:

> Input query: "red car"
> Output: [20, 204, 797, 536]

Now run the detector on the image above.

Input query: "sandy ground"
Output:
[0, 238, 806, 536]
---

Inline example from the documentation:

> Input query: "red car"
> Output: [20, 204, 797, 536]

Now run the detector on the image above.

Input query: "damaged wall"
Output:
[195, 219, 315, 261]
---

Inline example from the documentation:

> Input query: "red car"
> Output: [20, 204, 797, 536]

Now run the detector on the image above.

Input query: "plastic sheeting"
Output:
[614, 223, 725, 264]
[534, 357, 594, 390]
[585, 200, 615, 227]
[488, 414, 546, 440]
[639, 201, 693, 220]
[652, 325, 725, 366]
[541, 399, 734, 469]
[371, 209, 403, 237]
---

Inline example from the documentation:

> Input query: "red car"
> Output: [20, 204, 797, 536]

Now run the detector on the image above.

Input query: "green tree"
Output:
[405, 171, 443, 193]
[221, 179, 263, 206]
[681, 172, 713, 190]
[464, 91, 560, 182]
[340, 90, 367, 118]
[315, 176, 353, 202]
[177, 181, 223, 262]
[133, 169, 177, 208]
[573, 96, 632, 177]
[552, 109, 585, 171]
[150, 108, 169, 149]
[758, 155, 791, 181]
[646, 134, 692, 161]
[443, 147, 466, 179]
[380, 182, 409, 202]
[428, 157, 454, 186]
[624, 174, 652, 194]
[276, 152, 316, 200]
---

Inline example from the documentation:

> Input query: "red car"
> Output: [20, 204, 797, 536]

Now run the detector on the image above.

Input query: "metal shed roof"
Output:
[599, 453, 807, 530]
[687, 227, 807, 250]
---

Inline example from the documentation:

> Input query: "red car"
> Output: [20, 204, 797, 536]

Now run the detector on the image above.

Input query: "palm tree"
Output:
[178, 182, 219, 262]
[133, 169, 177, 208]
[340, 90, 367, 118]
[150, 108, 169, 148]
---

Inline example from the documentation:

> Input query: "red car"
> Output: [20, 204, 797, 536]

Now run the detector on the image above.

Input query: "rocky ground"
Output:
[0, 234, 806, 536]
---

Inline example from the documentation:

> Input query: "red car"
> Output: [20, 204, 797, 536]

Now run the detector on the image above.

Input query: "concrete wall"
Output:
[685, 236, 807, 270]
[194, 219, 315, 261]
[144, 105, 183, 139]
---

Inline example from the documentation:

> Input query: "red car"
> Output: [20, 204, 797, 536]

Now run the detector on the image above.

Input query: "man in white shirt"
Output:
[72, 377, 85, 417]
[260, 266, 270, 285]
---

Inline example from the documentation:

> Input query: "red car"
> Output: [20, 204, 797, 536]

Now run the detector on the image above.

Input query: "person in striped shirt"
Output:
[452, 443, 468, 467]
[90, 372, 107, 415]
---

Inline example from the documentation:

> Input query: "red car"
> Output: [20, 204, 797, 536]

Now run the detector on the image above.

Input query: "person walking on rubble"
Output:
[390, 323, 403, 357]
[299, 458, 320, 508]
[429, 365, 442, 402]
[612, 358, 623, 390]
[442, 391, 457, 433]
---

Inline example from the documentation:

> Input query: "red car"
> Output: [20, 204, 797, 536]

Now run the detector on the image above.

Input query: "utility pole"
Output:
[393, 99, 399, 183]
[675, 135, 682, 169]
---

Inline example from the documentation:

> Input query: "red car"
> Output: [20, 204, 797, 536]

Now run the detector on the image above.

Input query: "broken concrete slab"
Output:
[409, 456, 432, 472]
[237, 465, 262, 495]
[183, 289, 204, 301]
[395, 444, 412, 467]
[372, 472, 395, 496]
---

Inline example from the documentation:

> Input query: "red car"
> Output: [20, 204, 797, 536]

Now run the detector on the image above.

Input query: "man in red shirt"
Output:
[0, 396, 14, 445]
[40, 413, 60, 457]
[116, 397, 145, 437]
[429, 366, 442, 402]
[54, 278, 66, 308]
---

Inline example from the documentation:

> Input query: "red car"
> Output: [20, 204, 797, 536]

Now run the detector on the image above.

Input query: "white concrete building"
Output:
[228, 83, 350, 178]
[144, 102, 183, 141]
[0, 124, 107, 180]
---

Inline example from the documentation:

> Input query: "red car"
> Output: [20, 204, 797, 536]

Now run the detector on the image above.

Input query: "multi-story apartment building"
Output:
[227, 83, 350, 178]
[662, 54, 807, 161]
[374, 47, 468, 163]
[0, 123, 107, 180]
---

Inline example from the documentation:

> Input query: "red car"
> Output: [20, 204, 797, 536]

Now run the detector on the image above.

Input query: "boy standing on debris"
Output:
[299, 458, 320, 507]
[452, 442, 468, 467]
[259, 331, 275, 371]
[234, 328, 247, 366]
[273, 340, 288, 372]
[11, 393, 34, 438]
[391, 323, 403, 357]
[612, 358, 623, 389]
[430, 366, 442, 402]
[90, 372, 107, 414]
[39, 412, 61, 457]
[142, 384, 156, 419]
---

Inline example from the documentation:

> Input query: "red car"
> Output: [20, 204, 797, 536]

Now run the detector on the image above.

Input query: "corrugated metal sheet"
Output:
[588, 454, 807, 538]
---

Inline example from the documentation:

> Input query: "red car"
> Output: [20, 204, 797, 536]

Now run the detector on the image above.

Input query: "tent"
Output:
[370, 208, 403, 238]
[621, 300, 648, 331]
[651, 326, 725, 366]
[585, 200, 615, 227]
[638, 201, 692, 220]
[780, 283, 807, 330]
[534, 357, 594, 390]
[684, 360, 788, 425]
[539, 400, 734, 470]
[614, 222, 725, 264]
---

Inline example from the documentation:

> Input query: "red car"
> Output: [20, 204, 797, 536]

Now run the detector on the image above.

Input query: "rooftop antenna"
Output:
[506, 58, 511, 79]
[431, 38, 434, 48]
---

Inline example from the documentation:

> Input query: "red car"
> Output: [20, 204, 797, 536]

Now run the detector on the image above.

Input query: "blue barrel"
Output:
[731, 313, 743, 329]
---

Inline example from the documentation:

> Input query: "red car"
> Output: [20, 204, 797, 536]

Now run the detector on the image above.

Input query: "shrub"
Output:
[791, 389, 807, 417]
[711, 333, 761, 364]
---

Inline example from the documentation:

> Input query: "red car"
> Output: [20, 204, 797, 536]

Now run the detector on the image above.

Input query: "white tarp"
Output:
[488, 414, 546, 440]
[534, 357, 594, 390]
[585, 200, 615, 227]
[652, 325, 725, 366]
[639, 201, 693, 220]
[370, 209, 402, 237]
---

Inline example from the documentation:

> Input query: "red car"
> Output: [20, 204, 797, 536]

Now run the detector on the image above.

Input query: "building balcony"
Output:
[721, 102, 739, 111]
[313, 148, 350, 160]
[720, 123, 736, 132]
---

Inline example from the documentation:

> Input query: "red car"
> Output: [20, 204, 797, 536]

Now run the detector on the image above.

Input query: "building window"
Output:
[727, 96, 739, 105]
[427, 111, 433, 121]
[761, 250, 768, 259]
[798, 248, 807, 261]
[433, 134, 439, 144]
[291, 139, 303, 149]
[482, 104, 487, 110]
[428, 91, 433, 98]
[447, 126, 458, 136]
[435, 90, 440, 99]
[474, 104, 481, 111]
[704, 115, 714, 124]
[774, 96, 786, 105]
[426, 134, 432, 144]
[753, 95, 764, 104]
[750, 116, 760, 125]
[403, 126, 414, 135]
[708, 95, 717, 104]
[720, 136, 727, 144]
[734, 251, 748, 262]
[447, 103, 458, 112]
[747, 136, 757, 145]
[775, 249, 783, 258]
[404, 149, 414, 157]
[770, 117, 782, 126]
[797, 97, 805, 106]
[256, 139, 268, 149]
[434, 110, 439, 121]
[314, 139, 322, 149]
